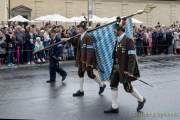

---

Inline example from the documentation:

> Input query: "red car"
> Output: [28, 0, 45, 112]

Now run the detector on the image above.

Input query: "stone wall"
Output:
[0, 0, 8, 22]
[0, 0, 180, 26]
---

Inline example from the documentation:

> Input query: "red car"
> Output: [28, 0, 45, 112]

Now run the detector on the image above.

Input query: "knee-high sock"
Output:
[94, 77, 103, 87]
[111, 89, 119, 109]
[131, 87, 144, 102]
[80, 77, 84, 92]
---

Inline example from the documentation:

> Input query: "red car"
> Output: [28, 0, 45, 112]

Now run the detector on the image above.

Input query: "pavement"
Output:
[0, 55, 180, 120]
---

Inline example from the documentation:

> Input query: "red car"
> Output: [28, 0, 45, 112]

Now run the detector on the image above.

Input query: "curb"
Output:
[0, 55, 180, 70]
[138, 55, 180, 62]
[0, 61, 75, 70]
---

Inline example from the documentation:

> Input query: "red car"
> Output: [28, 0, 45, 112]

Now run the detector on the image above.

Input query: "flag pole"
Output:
[33, 10, 144, 54]
[34, 5, 156, 54]
[33, 34, 80, 54]
[87, 10, 144, 32]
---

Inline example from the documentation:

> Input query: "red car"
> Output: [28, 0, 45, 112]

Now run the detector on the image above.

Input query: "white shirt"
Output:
[174, 32, 180, 40]
[80, 31, 87, 41]
[118, 33, 126, 43]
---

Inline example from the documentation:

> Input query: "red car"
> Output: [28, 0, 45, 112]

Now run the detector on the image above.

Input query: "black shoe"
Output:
[73, 90, 84, 97]
[137, 98, 146, 112]
[62, 74, 67, 81]
[104, 107, 119, 114]
[46, 80, 56, 83]
[99, 84, 106, 95]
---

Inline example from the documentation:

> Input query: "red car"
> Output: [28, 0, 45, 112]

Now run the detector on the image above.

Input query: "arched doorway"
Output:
[11, 5, 32, 20]
[11, 5, 32, 26]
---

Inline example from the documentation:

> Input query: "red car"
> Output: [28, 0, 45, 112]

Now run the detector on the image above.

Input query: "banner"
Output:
[87, 18, 133, 81]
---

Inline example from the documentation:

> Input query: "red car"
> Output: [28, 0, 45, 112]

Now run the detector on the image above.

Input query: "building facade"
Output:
[0, 0, 8, 23]
[0, 0, 180, 26]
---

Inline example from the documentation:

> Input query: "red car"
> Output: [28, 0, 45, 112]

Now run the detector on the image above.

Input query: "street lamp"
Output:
[8, 0, 11, 19]
[87, 0, 92, 27]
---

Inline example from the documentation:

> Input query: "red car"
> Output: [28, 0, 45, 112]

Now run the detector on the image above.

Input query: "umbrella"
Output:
[34, 16, 47, 21]
[69, 15, 104, 23]
[100, 17, 111, 23]
[34, 14, 70, 22]
[89, 15, 103, 23]
[69, 16, 85, 23]
[132, 18, 143, 24]
[8, 15, 30, 22]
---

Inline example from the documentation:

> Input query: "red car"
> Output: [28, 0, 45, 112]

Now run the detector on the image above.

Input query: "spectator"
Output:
[142, 28, 149, 55]
[0, 30, 6, 66]
[174, 29, 180, 54]
[56, 25, 63, 39]
[152, 28, 158, 55]
[62, 43, 68, 61]
[24, 26, 34, 64]
[70, 26, 77, 37]
[166, 29, 174, 54]
[15, 26, 25, 64]
[34, 37, 45, 63]
[5, 28, 15, 67]
[134, 28, 143, 56]
[156, 27, 164, 54]
[147, 28, 153, 55]
[68, 44, 75, 60]
[43, 30, 50, 59]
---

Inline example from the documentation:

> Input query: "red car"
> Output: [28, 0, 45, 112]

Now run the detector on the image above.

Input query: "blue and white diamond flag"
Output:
[87, 18, 133, 81]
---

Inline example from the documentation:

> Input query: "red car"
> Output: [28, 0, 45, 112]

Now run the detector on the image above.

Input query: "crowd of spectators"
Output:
[134, 23, 180, 56]
[0, 23, 76, 67]
[0, 22, 180, 67]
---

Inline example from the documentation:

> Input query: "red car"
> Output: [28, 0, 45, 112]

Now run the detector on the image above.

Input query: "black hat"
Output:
[77, 21, 87, 30]
[116, 16, 121, 23]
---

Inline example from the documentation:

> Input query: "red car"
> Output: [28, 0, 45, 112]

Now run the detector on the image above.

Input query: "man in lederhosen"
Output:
[70, 21, 106, 97]
[104, 24, 146, 113]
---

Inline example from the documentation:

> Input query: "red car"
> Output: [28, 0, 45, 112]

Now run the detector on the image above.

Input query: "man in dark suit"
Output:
[166, 29, 174, 54]
[152, 29, 157, 55]
[157, 28, 164, 54]
[46, 29, 67, 83]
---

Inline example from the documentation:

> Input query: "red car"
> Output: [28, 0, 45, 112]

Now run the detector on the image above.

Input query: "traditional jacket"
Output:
[111, 34, 140, 82]
[70, 32, 96, 68]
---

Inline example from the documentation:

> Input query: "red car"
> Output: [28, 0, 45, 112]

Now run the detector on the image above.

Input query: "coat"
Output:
[70, 33, 97, 68]
[111, 35, 140, 82]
